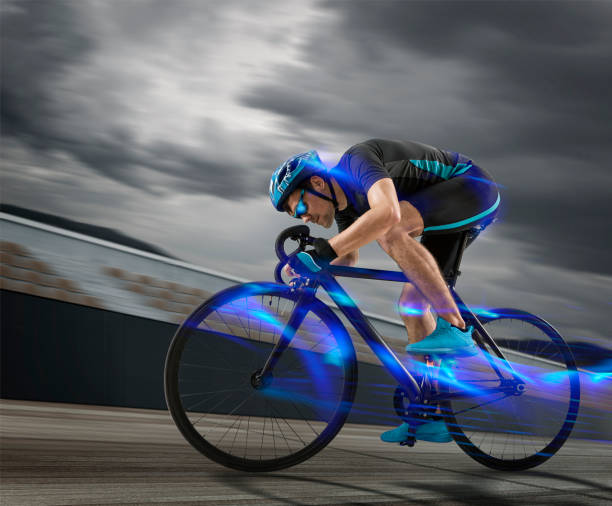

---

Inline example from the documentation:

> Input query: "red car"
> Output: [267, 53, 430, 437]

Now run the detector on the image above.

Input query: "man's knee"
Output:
[377, 222, 412, 253]
[398, 201, 424, 237]
[377, 202, 424, 252]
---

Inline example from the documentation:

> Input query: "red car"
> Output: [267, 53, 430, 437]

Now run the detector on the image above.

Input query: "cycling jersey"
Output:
[332, 138, 500, 235]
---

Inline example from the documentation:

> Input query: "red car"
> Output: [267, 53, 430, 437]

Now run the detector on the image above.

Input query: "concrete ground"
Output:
[1, 400, 611, 505]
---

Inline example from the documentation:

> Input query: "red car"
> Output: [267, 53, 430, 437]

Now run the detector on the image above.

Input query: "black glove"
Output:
[293, 237, 338, 273]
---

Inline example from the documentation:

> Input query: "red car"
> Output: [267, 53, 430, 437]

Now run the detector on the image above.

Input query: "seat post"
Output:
[444, 231, 471, 289]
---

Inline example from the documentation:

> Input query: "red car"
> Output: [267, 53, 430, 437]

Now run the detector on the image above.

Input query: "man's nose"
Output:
[301, 215, 311, 223]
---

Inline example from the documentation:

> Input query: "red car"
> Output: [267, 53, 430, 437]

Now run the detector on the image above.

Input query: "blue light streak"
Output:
[323, 348, 344, 367]
[326, 289, 358, 308]
[249, 308, 289, 334]
[470, 307, 500, 319]
[398, 305, 426, 316]
[591, 372, 612, 383]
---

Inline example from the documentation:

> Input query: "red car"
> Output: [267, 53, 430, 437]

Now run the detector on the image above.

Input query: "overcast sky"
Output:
[1, 0, 611, 350]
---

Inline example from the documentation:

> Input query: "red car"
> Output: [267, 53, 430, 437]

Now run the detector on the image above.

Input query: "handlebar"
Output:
[274, 225, 314, 283]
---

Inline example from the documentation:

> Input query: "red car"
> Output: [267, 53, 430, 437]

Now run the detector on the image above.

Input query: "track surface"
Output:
[1, 400, 611, 505]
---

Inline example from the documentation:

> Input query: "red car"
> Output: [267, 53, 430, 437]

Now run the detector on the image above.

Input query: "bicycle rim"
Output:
[440, 309, 580, 470]
[164, 282, 357, 472]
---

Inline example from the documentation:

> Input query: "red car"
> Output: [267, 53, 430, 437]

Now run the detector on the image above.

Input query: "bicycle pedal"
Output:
[400, 437, 416, 447]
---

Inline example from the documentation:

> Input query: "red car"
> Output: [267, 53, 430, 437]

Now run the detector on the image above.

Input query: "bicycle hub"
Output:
[251, 369, 273, 390]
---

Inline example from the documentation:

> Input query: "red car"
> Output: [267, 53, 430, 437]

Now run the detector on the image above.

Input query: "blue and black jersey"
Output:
[331, 138, 500, 235]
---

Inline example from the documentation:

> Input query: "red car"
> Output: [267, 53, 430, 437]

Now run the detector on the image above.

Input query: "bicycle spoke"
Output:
[227, 416, 243, 456]
[179, 362, 250, 374]
[259, 415, 266, 460]
[180, 387, 247, 399]
[214, 414, 243, 447]
[187, 325, 238, 373]
[277, 329, 338, 374]
[267, 401, 309, 448]
[185, 389, 229, 413]
[268, 401, 294, 454]
[197, 390, 257, 436]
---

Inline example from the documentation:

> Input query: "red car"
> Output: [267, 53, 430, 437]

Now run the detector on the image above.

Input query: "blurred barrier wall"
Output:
[0, 213, 407, 424]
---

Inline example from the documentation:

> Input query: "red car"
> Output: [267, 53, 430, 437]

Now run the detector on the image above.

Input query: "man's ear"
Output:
[310, 175, 325, 191]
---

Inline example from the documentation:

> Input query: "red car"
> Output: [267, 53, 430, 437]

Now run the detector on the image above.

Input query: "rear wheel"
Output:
[164, 282, 357, 472]
[440, 309, 580, 470]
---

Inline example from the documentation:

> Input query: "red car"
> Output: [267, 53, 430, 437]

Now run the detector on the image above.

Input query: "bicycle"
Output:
[164, 225, 580, 472]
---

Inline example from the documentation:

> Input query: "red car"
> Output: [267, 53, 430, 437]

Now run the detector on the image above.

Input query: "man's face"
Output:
[284, 177, 335, 228]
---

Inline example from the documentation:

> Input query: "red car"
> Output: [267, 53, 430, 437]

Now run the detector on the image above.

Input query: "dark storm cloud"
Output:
[1, 0, 93, 142]
[245, 0, 612, 159]
[328, 0, 612, 159]
[499, 187, 611, 274]
[241, 0, 612, 274]
[0, 1, 253, 199]
[241, 86, 320, 121]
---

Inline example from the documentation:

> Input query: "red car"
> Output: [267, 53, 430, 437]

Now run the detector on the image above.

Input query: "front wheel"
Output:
[440, 309, 580, 471]
[164, 282, 358, 472]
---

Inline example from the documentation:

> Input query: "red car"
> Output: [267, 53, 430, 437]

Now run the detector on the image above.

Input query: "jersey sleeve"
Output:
[335, 211, 356, 233]
[341, 139, 391, 193]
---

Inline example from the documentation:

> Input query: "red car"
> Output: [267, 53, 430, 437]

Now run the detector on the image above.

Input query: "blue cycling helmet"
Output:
[269, 150, 328, 212]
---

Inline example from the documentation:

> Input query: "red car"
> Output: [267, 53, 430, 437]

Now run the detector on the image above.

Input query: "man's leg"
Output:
[398, 282, 435, 343]
[380, 281, 451, 443]
[377, 201, 465, 329]
[397, 282, 435, 385]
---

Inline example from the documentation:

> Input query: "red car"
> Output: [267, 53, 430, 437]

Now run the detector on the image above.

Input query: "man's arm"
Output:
[328, 178, 401, 257]
[331, 250, 359, 267]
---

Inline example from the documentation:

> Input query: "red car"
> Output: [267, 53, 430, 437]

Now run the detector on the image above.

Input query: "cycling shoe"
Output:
[380, 420, 452, 444]
[406, 317, 477, 356]
[380, 422, 411, 443]
[414, 420, 453, 443]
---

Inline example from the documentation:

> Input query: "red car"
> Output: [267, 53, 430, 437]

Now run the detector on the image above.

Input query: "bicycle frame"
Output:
[260, 262, 522, 408]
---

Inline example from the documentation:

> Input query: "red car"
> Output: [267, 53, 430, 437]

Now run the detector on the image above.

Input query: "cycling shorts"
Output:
[401, 160, 500, 236]
[401, 158, 500, 277]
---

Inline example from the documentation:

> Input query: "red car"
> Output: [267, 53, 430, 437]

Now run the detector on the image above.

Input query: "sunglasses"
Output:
[288, 188, 309, 218]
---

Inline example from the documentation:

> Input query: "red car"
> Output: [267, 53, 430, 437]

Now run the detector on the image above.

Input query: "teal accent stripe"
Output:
[453, 163, 472, 176]
[423, 193, 500, 232]
[410, 159, 455, 180]
[410, 159, 473, 179]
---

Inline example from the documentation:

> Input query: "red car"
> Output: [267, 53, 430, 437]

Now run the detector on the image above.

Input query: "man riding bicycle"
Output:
[269, 138, 500, 443]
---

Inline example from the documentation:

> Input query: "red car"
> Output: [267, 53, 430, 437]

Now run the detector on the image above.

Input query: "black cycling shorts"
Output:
[403, 162, 500, 236]
[403, 160, 500, 277]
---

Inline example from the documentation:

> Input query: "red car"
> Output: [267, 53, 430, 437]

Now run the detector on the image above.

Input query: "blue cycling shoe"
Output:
[406, 317, 478, 356]
[416, 420, 453, 443]
[380, 423, 410, 443]
[380, 420, 452, 443]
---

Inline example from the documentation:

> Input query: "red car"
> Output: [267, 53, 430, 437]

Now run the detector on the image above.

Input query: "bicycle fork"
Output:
[252, 287, 312, 389]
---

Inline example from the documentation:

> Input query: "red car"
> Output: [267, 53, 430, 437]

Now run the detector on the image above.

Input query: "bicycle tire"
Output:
[164, 282, 358, 472]
[440, 308, 580, 471]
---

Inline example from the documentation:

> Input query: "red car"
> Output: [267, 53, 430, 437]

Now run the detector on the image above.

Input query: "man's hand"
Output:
[285, 247, 356, 281]
[291, 238, 338, 274]
[283, 263, 298, 279]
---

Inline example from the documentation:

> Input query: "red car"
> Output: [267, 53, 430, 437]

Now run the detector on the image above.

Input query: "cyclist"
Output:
[269, 138, 500, 443]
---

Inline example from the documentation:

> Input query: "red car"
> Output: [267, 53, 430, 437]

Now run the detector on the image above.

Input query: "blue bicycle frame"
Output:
[259, 226, 522, 407]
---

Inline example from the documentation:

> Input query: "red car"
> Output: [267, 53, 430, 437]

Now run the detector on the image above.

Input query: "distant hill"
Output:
[0, 204, 178, 259]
